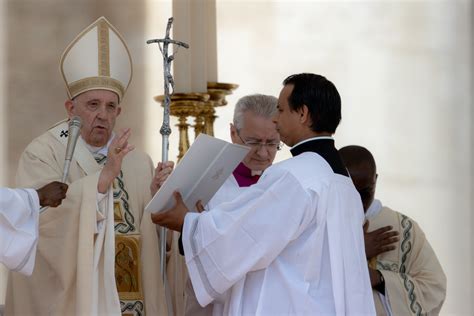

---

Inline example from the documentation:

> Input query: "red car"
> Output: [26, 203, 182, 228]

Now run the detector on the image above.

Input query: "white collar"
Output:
[251, 169, 263, 177]
[290, 136, 334, 150]
[365, 199, 383, 220]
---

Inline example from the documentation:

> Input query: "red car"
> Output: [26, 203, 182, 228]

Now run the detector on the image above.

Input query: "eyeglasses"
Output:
[237, 133, 282, 151]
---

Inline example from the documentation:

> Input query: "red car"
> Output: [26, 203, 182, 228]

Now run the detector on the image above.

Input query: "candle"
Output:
[206, 1, 218, 83]
[172, 0, 217, 93]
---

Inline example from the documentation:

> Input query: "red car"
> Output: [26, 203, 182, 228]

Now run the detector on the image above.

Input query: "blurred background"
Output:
[0, 0, 472, 314]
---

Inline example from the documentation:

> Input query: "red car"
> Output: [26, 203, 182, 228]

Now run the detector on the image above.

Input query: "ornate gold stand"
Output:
[205, 82, 239, 136]
[155, 82, 238, 160]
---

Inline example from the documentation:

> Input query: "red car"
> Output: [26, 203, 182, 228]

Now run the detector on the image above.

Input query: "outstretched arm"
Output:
[36, 181, 68, 207]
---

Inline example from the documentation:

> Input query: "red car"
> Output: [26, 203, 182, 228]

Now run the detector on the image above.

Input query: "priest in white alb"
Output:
[152, 73, 376, 315]
[0, 182, 67, 276]
[5, 17, 169, 316]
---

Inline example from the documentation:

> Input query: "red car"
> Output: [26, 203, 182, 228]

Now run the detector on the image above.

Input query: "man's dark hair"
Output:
[339, 145, 377, 174]
[283, 73, 341, 133]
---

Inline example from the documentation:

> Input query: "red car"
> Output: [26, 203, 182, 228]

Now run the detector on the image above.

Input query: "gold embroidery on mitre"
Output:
[97, 19, 110, 77]
[59, 17, 133, 102]
[115, 234, 143, 301]
[68, 76, 125, 100]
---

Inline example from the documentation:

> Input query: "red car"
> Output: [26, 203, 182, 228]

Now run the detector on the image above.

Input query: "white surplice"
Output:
[183, 151, 375, 315]
[206, 176, 243, 210]
[0, 188, 39, 276]
[184, 175, 244, 316]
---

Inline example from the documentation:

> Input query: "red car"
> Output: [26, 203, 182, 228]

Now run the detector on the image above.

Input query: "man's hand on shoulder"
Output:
[363, 221, 399, 259]
[36, 181, 68, 207]
[98, 128, 135, 193]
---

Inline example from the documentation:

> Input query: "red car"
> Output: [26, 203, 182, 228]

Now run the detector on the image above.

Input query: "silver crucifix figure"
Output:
[147, 17, 189, 310]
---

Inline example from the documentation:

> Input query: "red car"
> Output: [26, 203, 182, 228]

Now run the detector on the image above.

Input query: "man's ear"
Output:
[116, 106, 122, 117]
[230, 123, 238, 143]
[64, 99, 75, 119]
[299, 104, 311, 125]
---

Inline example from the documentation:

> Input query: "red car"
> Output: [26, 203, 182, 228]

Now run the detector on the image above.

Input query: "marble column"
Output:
[172, 0, 217, 93]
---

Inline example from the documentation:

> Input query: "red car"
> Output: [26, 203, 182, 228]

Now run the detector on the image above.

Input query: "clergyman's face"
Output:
[65, 89, 121, 147]
[273, 84, 302, 147]
[348, 165, 377, 212]
[230, 111, 280, 172]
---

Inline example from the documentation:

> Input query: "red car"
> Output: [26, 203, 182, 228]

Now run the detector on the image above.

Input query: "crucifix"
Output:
[146, 16, 189, 301]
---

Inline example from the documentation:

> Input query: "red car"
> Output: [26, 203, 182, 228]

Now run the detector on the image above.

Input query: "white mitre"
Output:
[60, 16, 132, 102]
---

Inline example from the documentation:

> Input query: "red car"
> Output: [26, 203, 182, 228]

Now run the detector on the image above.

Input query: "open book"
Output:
[145, 134, 250, 214]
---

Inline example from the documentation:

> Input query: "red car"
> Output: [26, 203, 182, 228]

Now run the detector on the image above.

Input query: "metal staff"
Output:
[146, 16, 189, 286]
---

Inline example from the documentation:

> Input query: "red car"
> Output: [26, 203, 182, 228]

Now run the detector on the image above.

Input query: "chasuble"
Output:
[365, 200, 447, 315]
[5, 121, 168, 316]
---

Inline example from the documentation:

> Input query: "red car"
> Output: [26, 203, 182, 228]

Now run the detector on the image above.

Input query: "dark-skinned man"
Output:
[339, 145, 447, 315]
[1, 181, 67, 275]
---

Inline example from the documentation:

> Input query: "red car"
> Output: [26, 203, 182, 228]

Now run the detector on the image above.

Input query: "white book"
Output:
[145, 134, 250, 214]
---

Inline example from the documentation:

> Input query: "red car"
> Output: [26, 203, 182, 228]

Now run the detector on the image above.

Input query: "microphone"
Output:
[61, 116, 82, 183]
[40, 117, 82, 214]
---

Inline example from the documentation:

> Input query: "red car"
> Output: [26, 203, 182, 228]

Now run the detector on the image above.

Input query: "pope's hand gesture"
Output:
[98, 128, 135, 193]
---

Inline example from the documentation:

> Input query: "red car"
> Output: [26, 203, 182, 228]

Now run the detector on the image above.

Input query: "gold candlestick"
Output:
[155, 93, 209, 160]
[205, 82, 239, 136]
[154, 83, 238, 159]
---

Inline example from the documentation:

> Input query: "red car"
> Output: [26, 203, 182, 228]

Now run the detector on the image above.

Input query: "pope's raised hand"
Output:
[98, 128, 135, 193]
[151, 191, 189, 232]
[150, 161, 175, 196]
